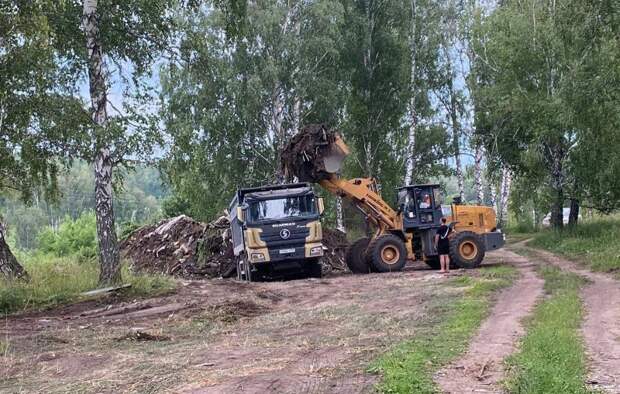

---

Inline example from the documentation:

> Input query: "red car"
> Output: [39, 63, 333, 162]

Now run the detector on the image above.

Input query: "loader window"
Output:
[248, 195, 317, 223]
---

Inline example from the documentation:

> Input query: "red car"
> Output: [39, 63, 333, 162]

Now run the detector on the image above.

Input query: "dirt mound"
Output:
[281, 123, 344, 182]
[120, 215, 234, 278]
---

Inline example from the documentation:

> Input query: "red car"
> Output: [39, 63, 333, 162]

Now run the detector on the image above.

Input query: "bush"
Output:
[37, 212, 98, 259]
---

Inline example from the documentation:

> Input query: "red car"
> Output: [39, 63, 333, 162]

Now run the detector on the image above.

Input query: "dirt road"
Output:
[520, 246, 620, 393]
[435, 249, 544, 393]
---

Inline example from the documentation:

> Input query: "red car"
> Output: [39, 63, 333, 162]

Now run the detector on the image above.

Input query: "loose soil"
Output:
[0, 251, 509, 394]
[435, 249, 544, 393]
[519, 244, 620, 393]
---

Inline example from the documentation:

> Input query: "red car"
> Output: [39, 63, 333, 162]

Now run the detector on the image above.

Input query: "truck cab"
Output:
[228, 183, 325, 281]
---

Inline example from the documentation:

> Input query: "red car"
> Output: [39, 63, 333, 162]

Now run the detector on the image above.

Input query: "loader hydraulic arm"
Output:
[319, 175, 400, 234]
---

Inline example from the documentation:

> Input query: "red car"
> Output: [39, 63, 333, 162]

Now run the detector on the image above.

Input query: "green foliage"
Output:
[37, 212, 98, 259]
[0, 255, 175, 315]
[505, 266, 590, 393]
[529, 217, 620, 274]
[370, 266, 517, 393]
[1, 162, 165, 251]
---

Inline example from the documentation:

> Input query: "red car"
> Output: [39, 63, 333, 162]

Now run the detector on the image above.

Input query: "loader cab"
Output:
[397, 184, 443, 231]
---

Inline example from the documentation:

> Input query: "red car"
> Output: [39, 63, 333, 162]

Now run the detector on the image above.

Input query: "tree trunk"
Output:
[0, 221, 29, 281]
[336, 196, 345, 233]
[498, 167, 512, 227]
[448, 77, 464, 201]
[83, 0, 121, 285]
[474, 143, 484, 205]
[549, 146, 565, 229]
[403, 0, 418, 186]
[568, 198, 579, 226]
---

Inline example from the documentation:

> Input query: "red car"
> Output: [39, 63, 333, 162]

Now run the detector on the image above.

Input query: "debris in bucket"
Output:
[281, 124, 347, 182]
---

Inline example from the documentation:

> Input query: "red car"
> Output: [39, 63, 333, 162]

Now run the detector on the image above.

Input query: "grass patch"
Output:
[505, 265, 591, 393]
[370, 265, 517, 393]
[0, 254, 176, 315]
[529, 218, 620, 275]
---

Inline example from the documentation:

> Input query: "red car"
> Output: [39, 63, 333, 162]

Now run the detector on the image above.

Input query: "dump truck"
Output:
[228, 183, 326, 281]
[281, 124, 505, 273]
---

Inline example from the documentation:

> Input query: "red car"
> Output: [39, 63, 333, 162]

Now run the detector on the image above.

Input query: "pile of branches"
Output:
[120, 215, 234, 278]
[281, 123, 343, 182]
[321, 228, 349, 274]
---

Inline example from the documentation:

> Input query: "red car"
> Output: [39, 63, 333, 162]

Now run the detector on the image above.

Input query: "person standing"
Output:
[434, 217, 453, 273]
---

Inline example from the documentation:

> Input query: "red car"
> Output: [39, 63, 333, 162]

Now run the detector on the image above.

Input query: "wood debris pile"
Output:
[321, 228, 349, 274]
[120, 215, 234, 278]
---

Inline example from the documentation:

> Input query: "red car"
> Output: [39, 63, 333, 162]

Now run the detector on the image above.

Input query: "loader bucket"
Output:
[323, 135, 350, 173]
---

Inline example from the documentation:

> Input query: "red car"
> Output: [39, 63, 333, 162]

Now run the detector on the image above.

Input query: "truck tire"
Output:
[449, 231, 485, 269]
[236, 255, 253, 282]
[307, 260, 323, 278]
[425, 256, 440, 270]
[425, 256, 458, 270]
[345, 237, 372, 274]
[367, 234, 407, 272]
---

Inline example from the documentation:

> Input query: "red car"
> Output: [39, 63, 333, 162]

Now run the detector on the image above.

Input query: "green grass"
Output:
[529, 218, 620, 275]
[505, 265, 591, 393]
[0, 254, 176, 315]
[370, 266, 518, 393]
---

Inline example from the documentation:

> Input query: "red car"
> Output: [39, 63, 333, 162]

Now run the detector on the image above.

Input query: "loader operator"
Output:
[434, 217, 453, 273]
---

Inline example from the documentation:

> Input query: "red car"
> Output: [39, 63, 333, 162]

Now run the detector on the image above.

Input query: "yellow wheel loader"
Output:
[281, 124, 505, 273]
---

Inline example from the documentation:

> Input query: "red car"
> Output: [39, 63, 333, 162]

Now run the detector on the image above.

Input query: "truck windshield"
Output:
[248, 195, 317, 222]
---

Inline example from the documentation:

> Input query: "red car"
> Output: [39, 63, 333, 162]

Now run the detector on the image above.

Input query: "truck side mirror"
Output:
[237, 206, 245, 223]
[317, 197, 325, 215]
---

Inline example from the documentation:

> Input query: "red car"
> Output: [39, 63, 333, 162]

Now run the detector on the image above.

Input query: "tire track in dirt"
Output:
[521, 245, 620, 393]
[434, 249, 544, 394]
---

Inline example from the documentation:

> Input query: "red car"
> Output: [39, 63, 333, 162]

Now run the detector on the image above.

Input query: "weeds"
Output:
[0, 255, 175, 315]
[529, 218, 620, 274]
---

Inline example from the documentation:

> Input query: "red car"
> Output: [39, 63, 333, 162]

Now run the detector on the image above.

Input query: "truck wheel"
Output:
[236, 255, 253, 282]
[345, 237, 372, 274]
[425, 256, 457, 270]
[449, 231, 485, 269]
[425, 256, 440, 270]
[307, 260, 323, 278]
[367, 234, 407, 272]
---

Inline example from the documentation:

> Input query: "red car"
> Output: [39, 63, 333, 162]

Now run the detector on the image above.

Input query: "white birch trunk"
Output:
[498, 166, 512, 227]
[83, 0, 121, 285]
[336, 196, 345, 233]
[403, 0, 418, 186]
[474, 143, 484, 205]
[490, 182, 497, 213]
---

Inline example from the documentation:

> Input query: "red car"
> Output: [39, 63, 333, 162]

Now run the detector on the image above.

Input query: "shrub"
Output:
[37, 212, 98, 259]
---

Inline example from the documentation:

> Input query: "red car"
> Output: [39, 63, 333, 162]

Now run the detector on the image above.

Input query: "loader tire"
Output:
[449, 231, 485, 269]
[425, 255, 457, 270]
[367, 234, 407, 272]
[345, 237, 372, 274]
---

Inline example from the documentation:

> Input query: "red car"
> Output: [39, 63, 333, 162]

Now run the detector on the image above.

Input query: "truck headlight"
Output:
[251, 252, 266, 262]
[310, 246, 323, 256]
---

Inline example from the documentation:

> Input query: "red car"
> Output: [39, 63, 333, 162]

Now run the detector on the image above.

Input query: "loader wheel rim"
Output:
[381, 245, 400, 265]
[459, 241, 478, 260]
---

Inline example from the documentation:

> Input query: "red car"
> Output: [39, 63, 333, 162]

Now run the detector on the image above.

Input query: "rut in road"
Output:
[435, 249, 544, 394]
[522, 246, 620, 393]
